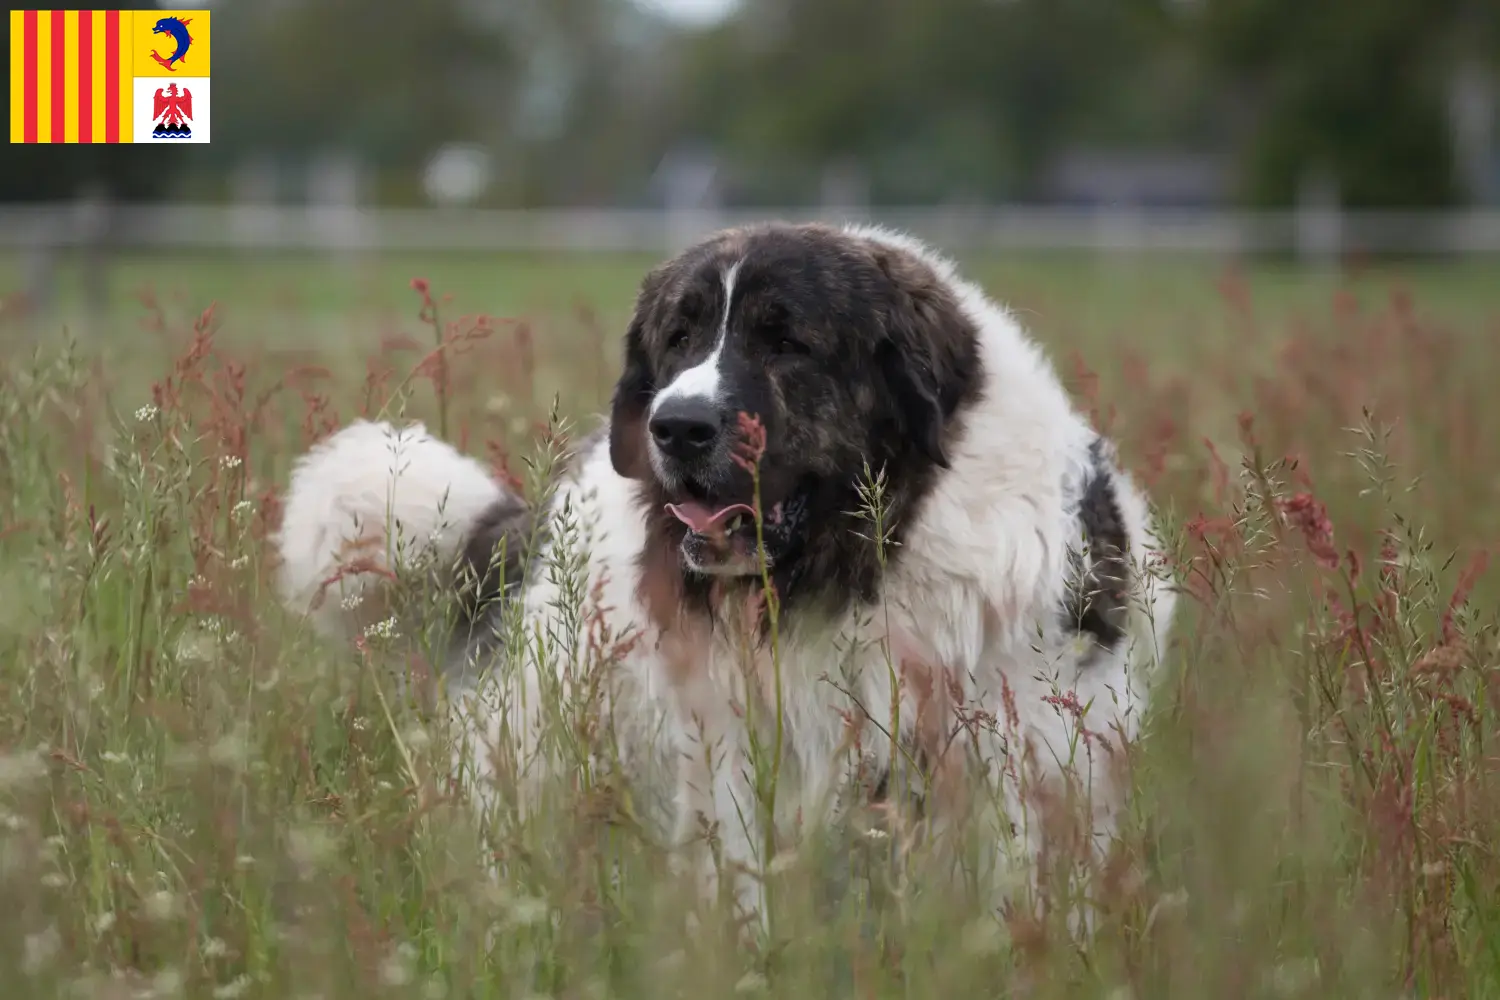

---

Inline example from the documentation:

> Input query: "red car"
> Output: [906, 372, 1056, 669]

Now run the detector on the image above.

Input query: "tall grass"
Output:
[0, 270, 1496, 998]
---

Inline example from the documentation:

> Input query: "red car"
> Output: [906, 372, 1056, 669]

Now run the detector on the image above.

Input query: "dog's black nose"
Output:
[649, 397, 722, 461]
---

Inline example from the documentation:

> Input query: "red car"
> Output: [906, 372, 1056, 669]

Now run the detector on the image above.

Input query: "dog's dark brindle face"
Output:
[609, 224, 984, 615]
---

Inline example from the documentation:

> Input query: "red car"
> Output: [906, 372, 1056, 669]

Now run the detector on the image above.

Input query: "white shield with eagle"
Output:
[133, 76, 211, 143]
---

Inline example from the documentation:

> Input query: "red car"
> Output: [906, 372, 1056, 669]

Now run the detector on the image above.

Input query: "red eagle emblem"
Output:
[151, 83, 194, 139]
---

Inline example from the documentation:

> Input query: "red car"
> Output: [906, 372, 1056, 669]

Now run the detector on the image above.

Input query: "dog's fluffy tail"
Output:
[274, 419, 528, 643]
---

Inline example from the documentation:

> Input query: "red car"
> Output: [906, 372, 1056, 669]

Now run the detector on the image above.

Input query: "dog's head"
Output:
[610, 223, 982, 582]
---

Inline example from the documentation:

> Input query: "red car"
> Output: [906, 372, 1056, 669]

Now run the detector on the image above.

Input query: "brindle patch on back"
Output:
[453, 425, 607, 648]
[1062, 438, 1132, 654]
[454, 490, 534, 637]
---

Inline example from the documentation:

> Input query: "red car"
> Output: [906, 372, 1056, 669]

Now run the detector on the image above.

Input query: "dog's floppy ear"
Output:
[609, 311, 654, 480]
[611, 263, 675, 480]
[870, 244, 977, 470]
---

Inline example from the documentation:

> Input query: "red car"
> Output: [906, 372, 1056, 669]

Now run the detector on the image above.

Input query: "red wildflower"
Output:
[732, 411, 767, 473]
[1278, 492, 1340, 571]
[1440, 549, 1489, 645]
[1042, 690, 1085, 718]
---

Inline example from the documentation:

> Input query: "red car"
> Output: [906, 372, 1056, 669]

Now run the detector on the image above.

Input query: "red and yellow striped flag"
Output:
[9, 9, 212, 144]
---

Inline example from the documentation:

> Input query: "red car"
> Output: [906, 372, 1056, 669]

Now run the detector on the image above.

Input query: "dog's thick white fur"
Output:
[275, 420, 507, 640]
[275, 224, 1176, 928]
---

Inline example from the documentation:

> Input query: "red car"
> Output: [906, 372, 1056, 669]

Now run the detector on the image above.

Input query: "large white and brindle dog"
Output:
[275, 222, 1176, 928]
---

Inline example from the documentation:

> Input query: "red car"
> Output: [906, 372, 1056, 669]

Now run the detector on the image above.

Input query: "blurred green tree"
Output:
[1186, 0, 1487, 208]
[6, 0, 1494, 210]
[0, 145, 167, 202]
[206, 0, 516, 179]
[670, 0, 1175, 202]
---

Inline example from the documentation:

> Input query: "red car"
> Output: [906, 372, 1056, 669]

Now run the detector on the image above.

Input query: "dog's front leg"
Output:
[977, 718, 1122, 941]
[673, 703, 767, 935]
[446, 647, 560, 823]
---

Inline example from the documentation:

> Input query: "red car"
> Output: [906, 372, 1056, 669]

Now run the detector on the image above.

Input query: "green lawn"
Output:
[6, 248, 1498, 427]
[7, 248, 1500, 353]
[1, 248, 1500, 997]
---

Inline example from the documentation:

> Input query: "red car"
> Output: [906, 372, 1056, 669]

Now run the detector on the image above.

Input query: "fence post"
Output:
[1296, 166, 1342, 269]
[306, 152, 368, 264]
[1450, 61, 1498, 207]
[230, 157, 279, 252]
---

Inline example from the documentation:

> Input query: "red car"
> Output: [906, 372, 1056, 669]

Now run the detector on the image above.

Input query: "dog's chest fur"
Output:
[595, 458, 1125, 834]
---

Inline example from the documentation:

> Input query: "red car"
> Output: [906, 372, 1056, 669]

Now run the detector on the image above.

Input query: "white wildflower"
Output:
[209, 731, 250, 771]
[863, 827, 889, 841]
[286, 826, 337, 876]
[734, 971, 767, 994]
[135, 404, 159, 422]
[767, 851, 798, 876]
[229, 555, 250, 570]
[219, 456, 242, 471]
[213, 974, 253, 999]
[231, 500, 254, 519]
[363, 616, 400, 640]
[152, 967, 186, 998]
[100, 750, 130, 765]
[37, 837, 62, 864]
[40, 872, 69, 889]
[144, 889, 180, 922]
[379, 942, 419, 987]
[339, 593, 364, 611]
[202, 936, 228, 958]
[0, 812, 24, 832]
[0, 749, 47, 791]
[22, 924, 61, 975]
[93, 911, 117, 935]
[504, 894, 549, 927]
[175, 628, 214, 663]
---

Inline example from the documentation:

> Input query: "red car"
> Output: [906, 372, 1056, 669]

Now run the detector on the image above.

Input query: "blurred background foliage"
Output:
[1, 0, 1497, 210]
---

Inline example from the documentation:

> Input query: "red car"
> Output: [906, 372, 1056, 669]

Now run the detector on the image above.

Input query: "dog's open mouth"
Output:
[666, 499, 760, 576]
[666, 500, 758, 537]
[664, 488, 805, 576]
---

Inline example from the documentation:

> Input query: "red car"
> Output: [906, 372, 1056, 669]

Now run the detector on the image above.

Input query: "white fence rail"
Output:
[3, 203, 1500, 256]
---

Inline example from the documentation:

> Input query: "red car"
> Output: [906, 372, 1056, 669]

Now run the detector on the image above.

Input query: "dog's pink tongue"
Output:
[666, 501, 756, 534]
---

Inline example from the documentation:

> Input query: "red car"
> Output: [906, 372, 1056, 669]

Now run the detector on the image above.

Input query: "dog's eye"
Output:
[776, 336, 810, 357]
[666, 330, 689, 351]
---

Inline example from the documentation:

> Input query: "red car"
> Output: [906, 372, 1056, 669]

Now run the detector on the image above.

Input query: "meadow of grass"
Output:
[1, 248, 1499, 998]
